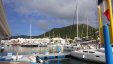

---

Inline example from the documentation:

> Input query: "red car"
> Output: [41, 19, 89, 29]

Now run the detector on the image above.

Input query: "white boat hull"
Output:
[71, 50, 105, 63]
[64, 45, 80, 51]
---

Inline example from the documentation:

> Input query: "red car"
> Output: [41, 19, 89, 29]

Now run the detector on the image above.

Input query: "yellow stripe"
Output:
[107, 0, 113, 44]
[98, 6, 104, 45]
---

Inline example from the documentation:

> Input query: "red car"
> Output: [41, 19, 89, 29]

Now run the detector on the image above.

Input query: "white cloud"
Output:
[3, 0, 98, 28]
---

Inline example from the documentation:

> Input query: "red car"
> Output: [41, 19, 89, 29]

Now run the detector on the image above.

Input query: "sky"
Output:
[2, 0, 99, 36]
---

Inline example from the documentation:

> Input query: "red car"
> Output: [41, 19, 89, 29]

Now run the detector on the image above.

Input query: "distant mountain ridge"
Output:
[8, 24, 98, 39]
[38, 24, 98, 39]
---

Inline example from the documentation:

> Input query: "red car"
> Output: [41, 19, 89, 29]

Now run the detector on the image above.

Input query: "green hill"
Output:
[38, 24, 98, 39]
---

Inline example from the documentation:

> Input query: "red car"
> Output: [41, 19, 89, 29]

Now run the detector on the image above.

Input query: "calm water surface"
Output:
[0, 45, 104, 64]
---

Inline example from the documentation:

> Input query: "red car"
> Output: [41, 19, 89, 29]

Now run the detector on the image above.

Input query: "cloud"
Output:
[36, 20, 50, 31]
[3, 0, 98, 28]
[30, 19, 70, 31]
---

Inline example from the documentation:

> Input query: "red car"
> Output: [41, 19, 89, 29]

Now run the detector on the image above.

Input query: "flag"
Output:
[102, 0, 110, 21]
[104, 9, 110, 21]
[98, 0, 110, 21]
[98, 0, 103, 5]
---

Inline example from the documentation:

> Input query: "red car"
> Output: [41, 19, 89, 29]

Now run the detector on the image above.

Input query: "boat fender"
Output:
[36, 56, 43, 63]
[83, 54, 85, 58]
[37, 59, 43, 63]
[39, 59, 43, 63]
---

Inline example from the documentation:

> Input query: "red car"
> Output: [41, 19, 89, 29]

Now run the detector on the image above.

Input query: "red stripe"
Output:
[104, 9, 110, 21]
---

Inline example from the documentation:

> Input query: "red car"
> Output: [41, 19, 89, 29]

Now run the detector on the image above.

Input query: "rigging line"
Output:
[72, 0, 77, 25]
[70, 0, 78, 38]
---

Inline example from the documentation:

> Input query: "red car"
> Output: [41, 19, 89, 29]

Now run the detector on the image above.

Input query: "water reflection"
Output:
[0, 45, 58, 55]
[44, 59, 101, 64]
[0, 45, 103, 64]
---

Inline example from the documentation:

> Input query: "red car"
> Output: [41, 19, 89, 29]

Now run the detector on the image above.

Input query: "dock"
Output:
[36, 52, 70, 59]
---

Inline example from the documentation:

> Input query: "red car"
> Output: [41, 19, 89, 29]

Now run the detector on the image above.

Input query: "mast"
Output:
[58, 33, 60, 37]
[76, 0, 79, 39]
[30, 24, 31, 39]
[86, 16, 88, 39]
[81, 16, 85, 38]
[44, 32, 45, 38]
[49, 32, 50, 38]
[81, 24, 84, 38]
[53, 31, 55, 38]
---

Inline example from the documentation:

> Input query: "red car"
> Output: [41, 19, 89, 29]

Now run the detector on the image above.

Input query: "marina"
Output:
[0, 0, 113, 64]
[0, 45, 105, 64]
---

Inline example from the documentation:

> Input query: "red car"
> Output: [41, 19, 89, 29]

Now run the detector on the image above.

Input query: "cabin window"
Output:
[89, 51, 95, 53]
[83, 51, 88, 53]
[96, 56, 100, 57]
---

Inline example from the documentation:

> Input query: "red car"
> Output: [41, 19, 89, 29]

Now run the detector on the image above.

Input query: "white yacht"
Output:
[63, 44, 81, 51]
[71, 49, 105, 63]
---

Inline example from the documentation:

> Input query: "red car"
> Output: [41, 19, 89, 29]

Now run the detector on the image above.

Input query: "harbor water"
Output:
[0, 45, 104, 64]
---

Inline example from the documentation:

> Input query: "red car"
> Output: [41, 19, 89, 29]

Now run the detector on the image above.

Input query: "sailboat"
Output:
[73, 0, 82, 42]
[70, 0, 111, 63]
[21, 24, 38, 47]
[63, 0, 82, 51]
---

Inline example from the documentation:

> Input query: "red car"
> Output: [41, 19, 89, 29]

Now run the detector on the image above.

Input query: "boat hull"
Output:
[71, 50, 105, 63]
[21, 45, 38, 47]
[11, 44, 20, 46]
